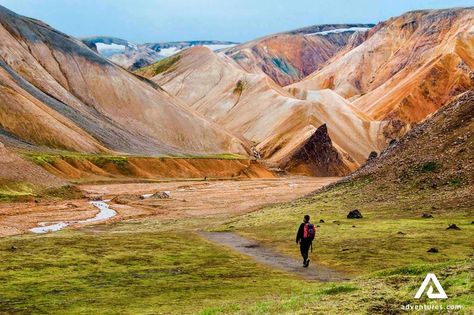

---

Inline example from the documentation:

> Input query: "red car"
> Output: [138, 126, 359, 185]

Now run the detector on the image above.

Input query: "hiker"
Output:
[295, 214, 315, 267]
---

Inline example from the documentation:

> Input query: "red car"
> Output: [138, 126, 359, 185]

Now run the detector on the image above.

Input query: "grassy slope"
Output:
[134, 55, 181, 78]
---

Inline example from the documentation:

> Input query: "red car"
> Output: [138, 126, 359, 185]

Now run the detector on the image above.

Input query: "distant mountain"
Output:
[224, 24, 374, 86]
[289, 8, 474, 124]
[0, 5, 246, 157]
[82, 36, 237, 70]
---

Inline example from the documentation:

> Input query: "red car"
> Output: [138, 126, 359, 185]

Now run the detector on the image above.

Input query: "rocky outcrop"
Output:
[281, 124, 352, 176]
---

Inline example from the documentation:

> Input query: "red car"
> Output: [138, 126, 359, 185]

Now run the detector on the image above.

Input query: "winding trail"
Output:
[201, 232, 350, 282]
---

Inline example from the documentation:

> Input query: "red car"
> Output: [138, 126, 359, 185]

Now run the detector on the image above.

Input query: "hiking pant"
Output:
[300, 241, 311, 262]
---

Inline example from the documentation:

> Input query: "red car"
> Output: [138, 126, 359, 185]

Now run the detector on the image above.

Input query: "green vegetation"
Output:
[23, 151, 246, 166]
[0, 181, 36, 202]
[134, 55, 181, 77]
[2, 154, 472, 313]
[0, 180, 82, 202]
[417, 161, 441, 173]
[0, 230, 306, 314]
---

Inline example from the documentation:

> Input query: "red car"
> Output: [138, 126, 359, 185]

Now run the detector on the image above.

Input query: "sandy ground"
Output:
[0, 177, 338, 237]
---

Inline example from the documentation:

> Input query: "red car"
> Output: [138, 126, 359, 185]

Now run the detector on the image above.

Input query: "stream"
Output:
[30, 200, 117, 234]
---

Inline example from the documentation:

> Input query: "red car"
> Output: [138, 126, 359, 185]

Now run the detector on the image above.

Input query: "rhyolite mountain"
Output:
[138, 46, 387, 176]
[289, 8, 474, 124]
[224, 24, 373, 86]
[0, 5, 246, 157]
[82, 36, 237, 70]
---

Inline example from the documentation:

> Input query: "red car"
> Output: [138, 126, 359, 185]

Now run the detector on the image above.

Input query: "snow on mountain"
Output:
[305, 26, 371, 36]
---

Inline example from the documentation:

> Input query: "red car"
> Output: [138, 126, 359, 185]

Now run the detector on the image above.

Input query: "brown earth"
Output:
[0, 141, 64, 189]
[0, 177, 338, 237]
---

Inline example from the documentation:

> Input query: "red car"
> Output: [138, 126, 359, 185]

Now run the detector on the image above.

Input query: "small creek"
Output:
[30, 200, 117, 234]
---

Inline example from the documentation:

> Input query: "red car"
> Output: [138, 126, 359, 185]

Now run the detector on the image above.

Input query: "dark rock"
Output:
[421, 213, 433, 218]
[427, 247, 439, 253]
[319, 219, 325, 223]
[10, 245, 17, 250]
[316, 225, 320, 227]
[282, 124, 351, 176]
[347, 209, 363, 219]
[352, 225, 356, 228]
[333, 220, 341, 225]
[397, 231, 406, 235]
[471, 221, 474, 224]
[446, 224, 461, 230]
[367, 151, 378, 161]
[244, 244, 259, 248]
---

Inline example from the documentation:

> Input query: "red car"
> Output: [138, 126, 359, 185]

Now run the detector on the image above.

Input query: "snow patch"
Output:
[305, 27, 371, 36]
[96, 42, 126, 52]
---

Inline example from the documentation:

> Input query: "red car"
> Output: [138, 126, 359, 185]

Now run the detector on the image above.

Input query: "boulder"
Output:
[347, 209, 363, 219]
[367, 151, 378, 161]
[152, 191, 171, 199]
[446, 224, 461, 230]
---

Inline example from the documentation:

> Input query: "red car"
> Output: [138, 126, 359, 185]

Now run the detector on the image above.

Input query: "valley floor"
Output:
[0, 177, 336, 237]
[0, 176, 472, 314]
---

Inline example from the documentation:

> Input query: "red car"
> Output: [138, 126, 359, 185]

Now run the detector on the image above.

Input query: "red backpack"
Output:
[303, 223, 315, 240]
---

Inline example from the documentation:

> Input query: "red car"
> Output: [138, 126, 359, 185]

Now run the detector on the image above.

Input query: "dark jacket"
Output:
[296, 222, 312, 244]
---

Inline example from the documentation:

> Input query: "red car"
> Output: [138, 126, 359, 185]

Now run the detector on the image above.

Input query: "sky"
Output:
[0, 0, 471, 43]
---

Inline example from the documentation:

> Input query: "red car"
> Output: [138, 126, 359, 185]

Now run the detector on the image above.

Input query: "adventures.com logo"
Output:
[400, 273, 463, 312]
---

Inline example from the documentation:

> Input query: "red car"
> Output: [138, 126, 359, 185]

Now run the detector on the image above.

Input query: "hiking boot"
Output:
[304, 259, 310, 268]
[302, 259, 307, 267]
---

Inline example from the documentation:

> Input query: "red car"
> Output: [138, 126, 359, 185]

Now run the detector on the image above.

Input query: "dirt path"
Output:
[201, 232, 350, 282]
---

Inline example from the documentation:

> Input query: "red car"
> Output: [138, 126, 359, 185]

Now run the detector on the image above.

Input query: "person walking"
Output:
[295, 214, 315, 267]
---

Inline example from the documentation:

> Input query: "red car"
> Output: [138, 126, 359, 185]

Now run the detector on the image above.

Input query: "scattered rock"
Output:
[333, 220, 341, 225]
[89, 195, 103, 201]
[319, 219, 325, 223]
[67, 203, 78, 208]
[471, 221, 474, 224]
[347, 209, 363, 219]
[397, 231, 406, 235]
[446, 224, 461, 230]
[427, 247, 439, 253]
[341, 248, 349, 251]
[152, 191, 171, 199]
[316, 225, 320, 228]
[10, 245, 17, 251]
[352, 225, 356, 228]
[421, 213, 433, 218]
